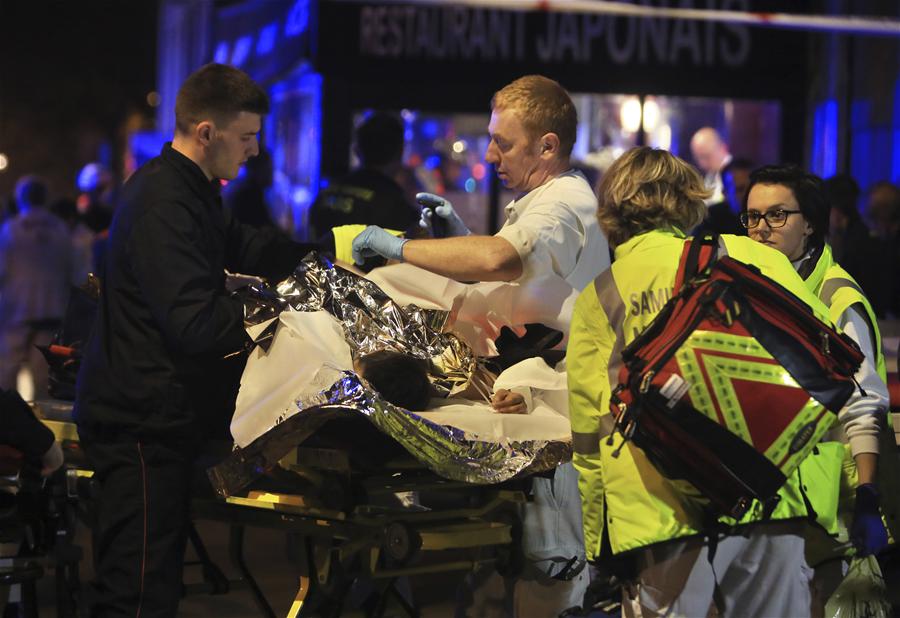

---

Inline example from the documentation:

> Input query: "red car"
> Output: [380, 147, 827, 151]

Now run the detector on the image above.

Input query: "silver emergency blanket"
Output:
[243, 253, 475, 397]
[209, 253, 571, 498]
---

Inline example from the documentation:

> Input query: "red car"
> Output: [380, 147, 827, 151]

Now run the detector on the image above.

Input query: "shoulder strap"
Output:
[675, 233, 719, 290]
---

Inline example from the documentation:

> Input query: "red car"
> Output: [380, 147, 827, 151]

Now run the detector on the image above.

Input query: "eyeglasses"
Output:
[740, 209, 803, 229]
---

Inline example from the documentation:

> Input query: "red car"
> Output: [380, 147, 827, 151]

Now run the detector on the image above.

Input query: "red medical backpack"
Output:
[610, 235, 864, 519]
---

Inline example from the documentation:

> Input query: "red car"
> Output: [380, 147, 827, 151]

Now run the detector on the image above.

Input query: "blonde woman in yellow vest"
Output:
[568, 147, 883, 617]
[743, 165, 894, 603]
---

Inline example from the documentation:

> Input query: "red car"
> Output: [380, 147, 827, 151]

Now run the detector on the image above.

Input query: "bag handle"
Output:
[674, 233, 719, 290]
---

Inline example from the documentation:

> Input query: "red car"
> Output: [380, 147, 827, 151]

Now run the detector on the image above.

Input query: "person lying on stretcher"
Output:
[356, 350, 528, 414]
[230, 254, 573, 449]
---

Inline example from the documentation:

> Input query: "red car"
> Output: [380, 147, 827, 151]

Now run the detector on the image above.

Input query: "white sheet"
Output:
[230, 311, 353, 448]
[366, 263, 579, 357]
[231, 311, 572, 448]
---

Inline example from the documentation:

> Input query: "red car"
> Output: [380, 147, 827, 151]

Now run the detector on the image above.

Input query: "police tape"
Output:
[365, 0, 900, 37]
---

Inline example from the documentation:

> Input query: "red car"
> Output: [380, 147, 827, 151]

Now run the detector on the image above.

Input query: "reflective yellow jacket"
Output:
[805, 244, 885, 381]
[567, 229, 846, 559]
[803, 244, 900, 546]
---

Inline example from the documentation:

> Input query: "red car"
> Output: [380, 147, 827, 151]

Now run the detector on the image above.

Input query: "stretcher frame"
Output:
[192, 457, 527, 616]
[42, 409, 532, 618]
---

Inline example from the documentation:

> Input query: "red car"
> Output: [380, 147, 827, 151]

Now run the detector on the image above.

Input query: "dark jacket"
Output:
[309, 168, 420, 239]
[692, 201, 745, 238]
[74, 144, 315, 440]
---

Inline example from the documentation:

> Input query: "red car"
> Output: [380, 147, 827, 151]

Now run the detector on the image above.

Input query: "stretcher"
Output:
[36, 399, 540, 617]
[197, 443, 533, 617]
[207, 253, 578, 615]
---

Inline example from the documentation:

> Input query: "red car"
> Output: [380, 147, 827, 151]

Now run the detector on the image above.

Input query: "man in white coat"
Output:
[353, 74, 611, 617]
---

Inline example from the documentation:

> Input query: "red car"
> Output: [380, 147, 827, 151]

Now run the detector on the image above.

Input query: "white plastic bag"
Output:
[824, 556, 891, 618]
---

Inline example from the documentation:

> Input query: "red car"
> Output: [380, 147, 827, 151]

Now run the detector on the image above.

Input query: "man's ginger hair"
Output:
[597, 147, 711, 246]
[491, 75, 577, 157]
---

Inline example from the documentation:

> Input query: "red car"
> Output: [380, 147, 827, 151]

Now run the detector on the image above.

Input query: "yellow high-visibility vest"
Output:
[803, 244, 900, 548]
[805, 244, 885, 381]
[568, 229, 845, 559]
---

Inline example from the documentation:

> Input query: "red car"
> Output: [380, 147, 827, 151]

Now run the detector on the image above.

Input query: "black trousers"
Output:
[82, 438, 194, 618]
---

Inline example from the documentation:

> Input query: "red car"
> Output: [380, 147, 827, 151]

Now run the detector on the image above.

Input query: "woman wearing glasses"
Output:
[743, 165, 893, 605]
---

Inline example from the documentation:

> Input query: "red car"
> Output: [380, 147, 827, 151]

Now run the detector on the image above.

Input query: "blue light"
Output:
[291, 186, 312, 205]
[256, 21, 278, 55]
[213, 41, 230, 64]
[811, 99, 838, 178]
[231, 35, 254, 67]
[425, 154, 441, 170]
[893, 77, 900, 184]
[98, 143, 112, 168]
[851, 100, 874, 191]
[267, 65, 323, 241]
[465, 178, 477, 193]
[850, 99, 896, 192]
[285, 0, 309, 37]
[129, 131, 168, 169]
[421, 120, 440, 140]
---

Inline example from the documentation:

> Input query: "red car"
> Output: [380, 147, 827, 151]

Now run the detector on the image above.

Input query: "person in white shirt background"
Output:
[690, 126, 733, 205]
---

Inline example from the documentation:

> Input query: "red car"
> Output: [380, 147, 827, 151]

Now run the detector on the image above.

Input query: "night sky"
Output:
[0, 0, 158, 201]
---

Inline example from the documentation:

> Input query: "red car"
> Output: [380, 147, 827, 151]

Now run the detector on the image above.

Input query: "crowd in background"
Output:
[0, 166, 115, 400]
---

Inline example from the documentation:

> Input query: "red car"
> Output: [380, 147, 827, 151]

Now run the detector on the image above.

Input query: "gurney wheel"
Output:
[293, 538, 349, 617]
[383, 521, 420, 564]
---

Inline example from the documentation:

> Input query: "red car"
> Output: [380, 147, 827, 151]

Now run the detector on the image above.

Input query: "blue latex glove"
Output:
[850, 483, 888, 556]
[417, 192, 471, 237]
[351, 225, 407, 265]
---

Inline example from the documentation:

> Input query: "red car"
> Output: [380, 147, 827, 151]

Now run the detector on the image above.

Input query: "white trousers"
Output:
[457, 464, 589, 617]
[623, 521, 814, 618]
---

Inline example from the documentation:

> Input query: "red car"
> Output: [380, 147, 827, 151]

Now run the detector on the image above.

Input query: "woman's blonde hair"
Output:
[596, 147, 711, 246]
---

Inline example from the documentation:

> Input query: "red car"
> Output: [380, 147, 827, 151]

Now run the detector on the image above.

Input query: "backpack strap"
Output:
[674, 233, 719, 290]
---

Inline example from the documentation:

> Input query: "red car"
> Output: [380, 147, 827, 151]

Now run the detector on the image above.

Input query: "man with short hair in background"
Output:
[75, 63, 317, 617]
[76, 162, 115, 234]
[690, 126, 732, 204]
[690, 127, 744, 236]
[309, 112, 421, 241]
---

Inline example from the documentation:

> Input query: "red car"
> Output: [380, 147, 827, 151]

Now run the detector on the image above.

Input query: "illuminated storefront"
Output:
[158, 0, 814, 238]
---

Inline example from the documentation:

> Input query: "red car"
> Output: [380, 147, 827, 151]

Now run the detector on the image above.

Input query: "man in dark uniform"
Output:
[309, 112, 420, 240]
[74, 64, 317, 617]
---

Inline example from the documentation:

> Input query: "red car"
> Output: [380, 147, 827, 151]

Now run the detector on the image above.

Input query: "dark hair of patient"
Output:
[357, 350, 432, 411]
